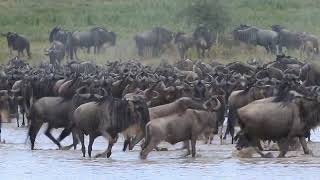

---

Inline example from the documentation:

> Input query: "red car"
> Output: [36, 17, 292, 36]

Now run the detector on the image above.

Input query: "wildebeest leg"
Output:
[183, 140, 191, 157]
[140, 138, 161, 159]
[58, 127, 74, 150]
[277, 139, 289, 158]
[44, 125, 62, 149]
[29, 121, 43, 150]
[191, 137, 197, 157]
[299, 137, 313, 155]
[196, 46, 201, 58]
[71, 129, 78, 150]
[74, 48, 79, 60]
[78, 131, 86, 157]
[305, 131, 311, 142]
[95, 132, 117, 158]
[129, 130, 144, 150]
[123, 136, 130, 152]
[219, 125, 224, 145]
[88, 134, 98, 158]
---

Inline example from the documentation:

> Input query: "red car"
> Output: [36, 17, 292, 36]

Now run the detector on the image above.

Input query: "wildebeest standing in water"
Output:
[140, 97, 221, 159]
[27, 90, 99, 150]
[134, 27, 173, 57]
[1, 32, 31, 58]
[45, 41, 65, 67]
[236, 93, 320, 158]
[73, 95, 149, 158]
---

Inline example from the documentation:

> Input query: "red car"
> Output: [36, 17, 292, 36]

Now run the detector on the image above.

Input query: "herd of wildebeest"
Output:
[2, 24, 320, 64]
[0, 24, 320, 159]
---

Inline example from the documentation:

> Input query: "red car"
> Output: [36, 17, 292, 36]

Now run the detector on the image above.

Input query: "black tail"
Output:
[26, 42, 31, 58]
[142, 124, 151, 150]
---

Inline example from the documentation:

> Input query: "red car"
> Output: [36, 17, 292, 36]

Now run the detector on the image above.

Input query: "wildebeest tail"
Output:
[142, 123, 151, 150]
[26, 42, 31, 58]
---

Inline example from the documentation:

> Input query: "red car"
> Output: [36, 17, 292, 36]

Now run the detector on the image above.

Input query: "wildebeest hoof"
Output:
[263, 152, 274, 158]
[107, 152, 112, 158]
[140, 152, 147, 160]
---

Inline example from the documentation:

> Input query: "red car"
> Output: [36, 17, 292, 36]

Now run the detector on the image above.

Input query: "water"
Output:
[1, 122, 320, 180]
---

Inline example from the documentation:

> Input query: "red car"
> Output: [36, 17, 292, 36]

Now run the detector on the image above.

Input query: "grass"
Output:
[0, 0, 319, 65]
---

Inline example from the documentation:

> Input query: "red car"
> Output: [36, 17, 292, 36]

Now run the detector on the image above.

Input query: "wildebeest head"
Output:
[193, 80, 206, 99]
[271, 24, 285, 32]
[2, 32, 18, 48]
[124, 95, 150, 127]
[203, 96, 221, 112]
[49, 26, 61, 43]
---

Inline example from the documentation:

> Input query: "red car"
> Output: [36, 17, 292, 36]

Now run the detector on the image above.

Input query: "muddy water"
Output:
[1, 123, 320, 180]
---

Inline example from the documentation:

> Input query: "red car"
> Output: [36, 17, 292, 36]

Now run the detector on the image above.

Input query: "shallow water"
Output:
[1, 122, 320, 180]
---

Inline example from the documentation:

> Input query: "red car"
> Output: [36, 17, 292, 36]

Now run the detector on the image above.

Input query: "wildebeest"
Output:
[73, 94, 149, 158]
[224, 82, 273, 143]
[49, 26, 69, 44]
[27, 90, 98, 150]
[140, 97, 221, 159]
[134, 27, 173, 57]
[233, 25, 279, 54]
[174, 32, 195, 60]
[193, 26, 214, 58]
[66, 27, 116, 59]
[236, 93, 320, 158]
[299, 63, 320, 86]
[271, 25, 303, 53]
[1, 32, 31, 58]
[45, 41, 65, 67]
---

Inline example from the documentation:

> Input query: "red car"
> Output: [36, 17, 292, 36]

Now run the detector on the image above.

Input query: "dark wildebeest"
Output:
[224, 83, 273, 143]
[233, 25, 279, 54]
[66, 27, 116, 59]
[140, 97, 221, 159]
[271, 25, 303, 54]
[134, 27, 173, 57]
[174, 32, 195, 60]
[2, 32, 31, 58]
[193, 26, 214, 58]
[27, 90, 98, 150]
[45, 41, 65, 67]
[299, 63, 320, 86]
[236, 93, 320, 158]
[49, 26, 68, 44]
[73, 94, 149, 158]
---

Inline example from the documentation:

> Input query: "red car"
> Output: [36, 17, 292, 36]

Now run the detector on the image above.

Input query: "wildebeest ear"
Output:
[1, 33, 7, 36]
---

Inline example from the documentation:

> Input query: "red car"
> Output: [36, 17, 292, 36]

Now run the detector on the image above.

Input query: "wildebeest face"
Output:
[203, 97, 221, 112]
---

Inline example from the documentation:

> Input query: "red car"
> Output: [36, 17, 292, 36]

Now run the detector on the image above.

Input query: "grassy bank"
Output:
[0, 0, 319, 64]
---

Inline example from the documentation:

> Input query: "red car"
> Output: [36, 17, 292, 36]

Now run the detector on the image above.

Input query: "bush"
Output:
[181, 0, 231, 33]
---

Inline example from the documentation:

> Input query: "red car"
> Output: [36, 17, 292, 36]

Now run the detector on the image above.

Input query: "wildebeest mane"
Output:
[109, 98, 132, 131]
[49, 26, 60, 43]
[299, 98, 320, 129]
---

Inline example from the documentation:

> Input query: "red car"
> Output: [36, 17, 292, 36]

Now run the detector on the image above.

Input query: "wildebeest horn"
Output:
[203, 97, 221, 112]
